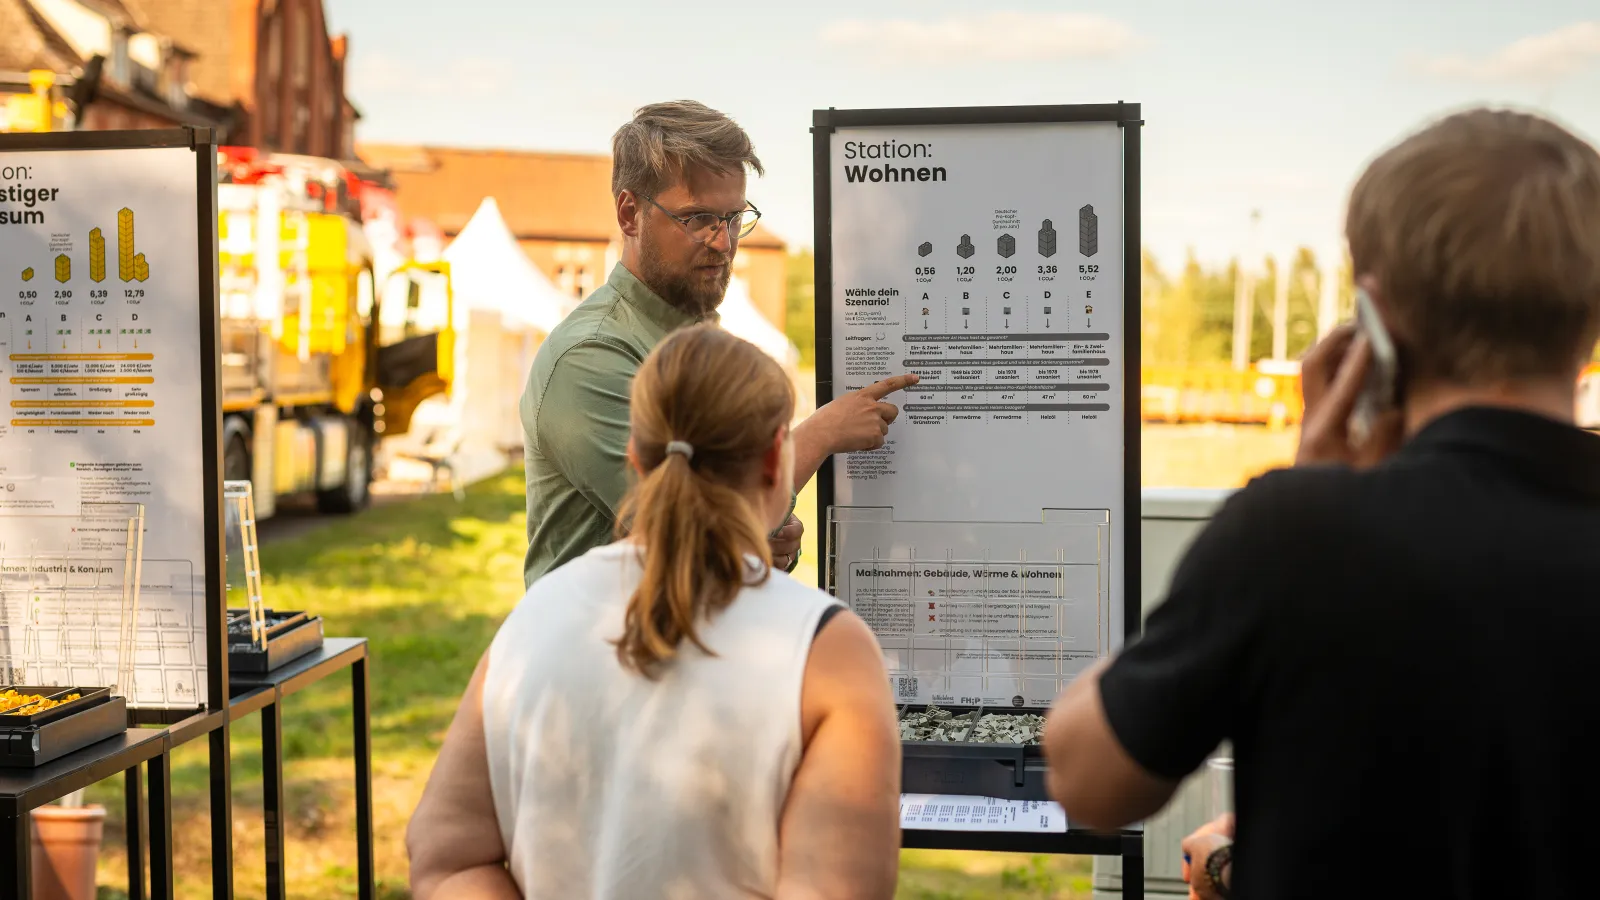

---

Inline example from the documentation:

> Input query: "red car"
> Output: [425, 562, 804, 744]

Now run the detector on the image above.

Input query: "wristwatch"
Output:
[1204, 843, 1233, 899]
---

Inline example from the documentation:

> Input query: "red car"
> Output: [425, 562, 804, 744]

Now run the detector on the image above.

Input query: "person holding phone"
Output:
[1043, 107, 1600, 899]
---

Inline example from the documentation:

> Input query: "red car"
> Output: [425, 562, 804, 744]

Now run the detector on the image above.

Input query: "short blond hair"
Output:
[1346, 108, 1600, 382]
[611, 101, 764, 199]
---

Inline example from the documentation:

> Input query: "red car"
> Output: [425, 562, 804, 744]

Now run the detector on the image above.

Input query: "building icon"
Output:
[1079, 204, 1098, 257]
[89, 228, 106, 282]
[997, 233, 1015, 258]
[956, 234, 975, 259]
[918, 241, 933, 257]
[1038, 219, 1057, 258]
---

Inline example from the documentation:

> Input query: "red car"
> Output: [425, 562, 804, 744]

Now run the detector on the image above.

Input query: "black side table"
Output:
[228, 637, 374, 900]
[1, 727, 172, 900]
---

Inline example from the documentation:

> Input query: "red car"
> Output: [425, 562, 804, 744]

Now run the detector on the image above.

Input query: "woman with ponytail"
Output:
[408, 324, 901, 900]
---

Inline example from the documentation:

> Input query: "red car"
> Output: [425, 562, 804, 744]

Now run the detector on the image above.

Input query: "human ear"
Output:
[617, 191, 641, 238]
[762, 427, 788, 487]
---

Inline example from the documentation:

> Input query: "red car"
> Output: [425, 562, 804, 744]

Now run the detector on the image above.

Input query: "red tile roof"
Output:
[356, 143, 786, 250]
[0, 0, 82, 72]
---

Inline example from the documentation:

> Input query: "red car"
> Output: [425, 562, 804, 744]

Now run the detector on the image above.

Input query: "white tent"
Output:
[718, 276, 810, 419]
[381, 198, 569, 488]
[444, 197, 567, 333]
[719, 276, 801, 369]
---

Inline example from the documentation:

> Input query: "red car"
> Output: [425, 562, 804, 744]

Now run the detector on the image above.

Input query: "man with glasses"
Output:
[520, 100, 917, 588]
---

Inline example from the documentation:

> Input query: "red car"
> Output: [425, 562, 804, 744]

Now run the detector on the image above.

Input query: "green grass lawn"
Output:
[89, 468, 530, 899]
[76, 466, 1096, 899]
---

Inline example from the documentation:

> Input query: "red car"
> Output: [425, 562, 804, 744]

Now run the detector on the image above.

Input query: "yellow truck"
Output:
[216, 148, 452, 518]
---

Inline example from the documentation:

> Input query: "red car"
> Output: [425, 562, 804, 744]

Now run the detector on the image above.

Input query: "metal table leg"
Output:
[209, 725, 233, 899]
[353, 656, 374, 900]
[149, 751, 173, 900]
[2, 810, 28, 900]
[1122, 833, 1144, 900]
[263, 700, 286, 900]
[126, 764, 146, 900]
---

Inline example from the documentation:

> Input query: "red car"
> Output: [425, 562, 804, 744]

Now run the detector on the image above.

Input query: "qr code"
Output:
[895, 676, 918, 700]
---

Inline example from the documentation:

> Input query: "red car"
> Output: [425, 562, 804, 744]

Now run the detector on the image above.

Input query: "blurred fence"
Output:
[1141, 364, 1303, 428]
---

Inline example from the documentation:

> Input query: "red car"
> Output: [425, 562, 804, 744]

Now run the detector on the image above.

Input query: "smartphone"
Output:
[1348, 287, 1399, 445]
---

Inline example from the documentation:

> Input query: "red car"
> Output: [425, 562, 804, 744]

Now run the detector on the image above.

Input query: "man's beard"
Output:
[638, 227, 732, 317]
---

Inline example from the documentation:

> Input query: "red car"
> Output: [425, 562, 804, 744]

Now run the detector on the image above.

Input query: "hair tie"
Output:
[665, 440, 694, 461]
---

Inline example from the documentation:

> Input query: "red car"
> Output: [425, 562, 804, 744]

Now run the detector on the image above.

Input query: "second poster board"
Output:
[0, 129, 225, 713]
[813, 104, 1141, 707]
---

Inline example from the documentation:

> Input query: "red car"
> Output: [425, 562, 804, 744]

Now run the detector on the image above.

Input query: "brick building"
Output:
[136, 0, 357, 157]
[0, 0, 231, 132]
[356, 144, 791, 330]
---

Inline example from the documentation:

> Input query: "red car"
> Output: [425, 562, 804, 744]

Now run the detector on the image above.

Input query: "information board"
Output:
[814, 105, 1140, 707]
[0, 130, 223, 710]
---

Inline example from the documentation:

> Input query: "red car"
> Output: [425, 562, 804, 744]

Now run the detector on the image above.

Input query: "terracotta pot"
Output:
[29, 805, 105, 900]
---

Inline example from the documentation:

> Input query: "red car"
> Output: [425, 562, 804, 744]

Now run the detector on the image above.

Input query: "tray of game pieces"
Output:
[0, 686, 128, 768]
[227, 608, 324, 675]
[897, 703, 1053, 800]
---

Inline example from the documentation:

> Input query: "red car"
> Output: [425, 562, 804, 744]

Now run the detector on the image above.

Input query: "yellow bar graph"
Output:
[10, 398, 154, 409]
[117, 207, 135, 282]
[21, 268, 33, 282]
[10, 376, 154, 385]
[11, 419, 155, 428]
[54, 254, 70, 283]
[133, 253, 149, 283]
[89, 228, 106, 282]
[8, 353, 153, 361]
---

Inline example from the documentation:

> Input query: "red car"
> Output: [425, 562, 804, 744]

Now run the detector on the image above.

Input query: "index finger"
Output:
[861, 372, 920, 400]
[1319, 332, 1373, 423]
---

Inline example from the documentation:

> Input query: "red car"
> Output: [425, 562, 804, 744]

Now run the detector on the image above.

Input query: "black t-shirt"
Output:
[1100, 407, 1600, 900]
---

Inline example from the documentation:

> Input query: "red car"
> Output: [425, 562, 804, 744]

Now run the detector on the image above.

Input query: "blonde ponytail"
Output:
[614, 324, 794, 677]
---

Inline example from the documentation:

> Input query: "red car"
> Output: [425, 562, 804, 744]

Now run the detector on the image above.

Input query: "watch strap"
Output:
[1204, 843, 1233, 900]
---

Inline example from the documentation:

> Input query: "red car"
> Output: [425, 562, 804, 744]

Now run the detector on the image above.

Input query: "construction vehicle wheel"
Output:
[317, 425, 372, 514]
[223, 421, 252, 484]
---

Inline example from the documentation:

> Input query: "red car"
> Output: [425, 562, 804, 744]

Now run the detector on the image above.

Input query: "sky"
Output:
[325, 0, 1600, 270]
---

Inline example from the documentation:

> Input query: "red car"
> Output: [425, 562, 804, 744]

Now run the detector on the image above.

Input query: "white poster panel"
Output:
[826, 121, 1129, 676]
[0, 146, 209, 707]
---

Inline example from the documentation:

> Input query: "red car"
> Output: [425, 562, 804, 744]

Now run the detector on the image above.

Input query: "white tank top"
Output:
[482, 541, 839, 900]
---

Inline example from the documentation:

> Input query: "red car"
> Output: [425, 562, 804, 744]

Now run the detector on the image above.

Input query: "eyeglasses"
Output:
[639, 194, 762, 243]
